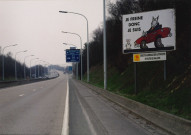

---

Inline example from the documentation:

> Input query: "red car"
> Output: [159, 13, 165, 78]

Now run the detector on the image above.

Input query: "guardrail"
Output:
[0, 76, 59, 89]
[79, 81, 191, 135]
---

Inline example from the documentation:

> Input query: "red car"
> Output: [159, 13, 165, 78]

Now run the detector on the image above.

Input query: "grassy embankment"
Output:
[83, 56, 191, 120]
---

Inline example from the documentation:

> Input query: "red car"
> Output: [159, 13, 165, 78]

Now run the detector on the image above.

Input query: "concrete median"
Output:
[0, 76, 58, 89]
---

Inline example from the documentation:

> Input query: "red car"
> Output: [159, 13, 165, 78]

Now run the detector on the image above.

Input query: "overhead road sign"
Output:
[123, 9, 176, 54]
[70, 47, 76, 49]
[133, 52, 166, 62]
[66, 49, 80, 62]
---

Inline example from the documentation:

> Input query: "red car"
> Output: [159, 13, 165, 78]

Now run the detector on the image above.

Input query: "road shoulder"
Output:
[70, 79, 155, 135]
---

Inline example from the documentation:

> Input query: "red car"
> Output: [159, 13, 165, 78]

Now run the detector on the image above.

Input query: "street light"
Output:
[42, 61, 50, 77]
[34, 60, 40, 79]
[15, 50, 27, 81]
[39, 60, 46, 77]
[43, 64, 48, 77]
[62, 31, 83, 81]
[24, 55, 34, 80]
[1, 44, 17, 81]
[59, 11, 90, 82]
[30, 58, 39, 79]
[103, 0, 107, 90]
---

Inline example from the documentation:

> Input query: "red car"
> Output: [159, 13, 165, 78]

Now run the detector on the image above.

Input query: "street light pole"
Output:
[43, 61, 50, 77]
[34, 60, 40, 79]
[15, 50, 27, 81]
[1, 44, 17, 81]
[36, 61, 40, 79]
[40, 60, 47, 77]
[30, 58, 39, 79]
[62, 31, 83, 81]
[24, 55, 34, 80]
[44, 64, 47, 77]
[59, 11, 90, 82]
[103, 0, 107, 90]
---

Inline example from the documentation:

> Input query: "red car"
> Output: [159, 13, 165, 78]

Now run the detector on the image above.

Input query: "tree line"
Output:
[0, 52, 48, 81]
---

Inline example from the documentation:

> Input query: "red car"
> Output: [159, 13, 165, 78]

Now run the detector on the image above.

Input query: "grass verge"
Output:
[83, 62, 191, 120]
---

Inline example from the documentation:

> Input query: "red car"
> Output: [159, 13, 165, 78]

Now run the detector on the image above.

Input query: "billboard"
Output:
[122, 9, 175, 54]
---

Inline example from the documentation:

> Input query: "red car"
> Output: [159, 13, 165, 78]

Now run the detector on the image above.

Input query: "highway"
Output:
[0, 73, 168, 135]
[0, 74, 67, 134]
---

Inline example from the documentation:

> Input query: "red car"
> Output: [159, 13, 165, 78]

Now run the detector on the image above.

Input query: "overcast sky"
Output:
[0, 0, 116, 67]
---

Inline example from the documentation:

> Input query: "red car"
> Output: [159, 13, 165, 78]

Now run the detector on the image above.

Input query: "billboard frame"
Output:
[122, 9, 176, 54]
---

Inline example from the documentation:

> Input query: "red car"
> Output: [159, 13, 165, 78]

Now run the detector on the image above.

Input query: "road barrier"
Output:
[0, 76, 58, 89]
[80, 81, 191, 135]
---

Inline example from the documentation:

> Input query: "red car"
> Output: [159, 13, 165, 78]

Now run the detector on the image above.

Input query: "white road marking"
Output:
[76, 87, 97, 135]
[61, 79, 69, 135]
[19, 94, 24, 97]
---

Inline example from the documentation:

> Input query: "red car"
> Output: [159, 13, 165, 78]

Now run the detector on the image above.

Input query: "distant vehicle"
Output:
[134, 27, 172, 49]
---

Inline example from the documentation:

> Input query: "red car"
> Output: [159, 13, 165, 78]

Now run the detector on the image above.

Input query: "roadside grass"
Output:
[83, 61, 191, 120]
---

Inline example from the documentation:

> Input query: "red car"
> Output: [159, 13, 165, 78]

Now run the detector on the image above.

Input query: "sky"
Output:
[0, 0, 116, 67]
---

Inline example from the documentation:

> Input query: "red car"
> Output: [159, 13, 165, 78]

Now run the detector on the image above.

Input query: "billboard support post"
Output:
[164, 60, 167, 81]
[134, 62, 137, 94]
[103, 0, 107, 90]
[77, 63, 78, 80]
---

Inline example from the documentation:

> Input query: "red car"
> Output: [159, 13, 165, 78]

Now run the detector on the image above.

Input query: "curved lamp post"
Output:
[15, 50, 27, 81]
[39, 60, 46, 77]
[24, 55, 34, 80]
[30, 58, 39, 79]
[1, 44, 18, 81]
[62, 31, 83, 81]
[34, 60, 41, 79]
[59, 11, 90, 82]
[43, 64, 48, 77]
[43, 61, 50, 77]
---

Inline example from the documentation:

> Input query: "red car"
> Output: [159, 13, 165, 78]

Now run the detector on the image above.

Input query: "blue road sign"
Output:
[66, 49, 80, 62]
[69, 66, 73, 71]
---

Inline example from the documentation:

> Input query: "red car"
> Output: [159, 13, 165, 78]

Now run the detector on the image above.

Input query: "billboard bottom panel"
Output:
[133, 52, 166, 62]
[124, 46, 174, 54]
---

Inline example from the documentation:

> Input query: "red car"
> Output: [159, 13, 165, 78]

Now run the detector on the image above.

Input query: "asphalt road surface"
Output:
[0, 73, 67, 135]
[0, 73, 168, 135]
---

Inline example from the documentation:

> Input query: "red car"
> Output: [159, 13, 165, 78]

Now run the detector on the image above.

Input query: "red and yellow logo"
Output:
[133, 54, 140, 62]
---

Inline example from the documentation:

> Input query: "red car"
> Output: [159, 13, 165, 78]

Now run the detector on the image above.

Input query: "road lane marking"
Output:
[19, 94, 24, 97]
[61, 80, 69, 135]
[76, 87, 97, 135]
